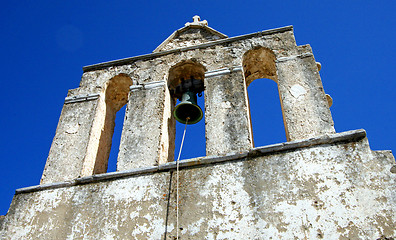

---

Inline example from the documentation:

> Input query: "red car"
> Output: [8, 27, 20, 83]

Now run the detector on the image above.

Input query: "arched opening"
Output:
[174, 92, 206, 160]
[94, 74, 132, 174]
[168, 60, 206, 160]
[242, 47, 287, 146]
[243, 46, 277, 85]
[247, 80, 286, 146]
[107, 104, 126, 172]
[81, 73, 132, 176]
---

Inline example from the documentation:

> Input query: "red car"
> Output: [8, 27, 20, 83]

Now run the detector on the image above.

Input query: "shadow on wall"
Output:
[87, 73, 132, 175]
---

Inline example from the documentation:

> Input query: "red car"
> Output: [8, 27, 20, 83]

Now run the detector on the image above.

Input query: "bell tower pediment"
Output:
[153, 15, 227, 52]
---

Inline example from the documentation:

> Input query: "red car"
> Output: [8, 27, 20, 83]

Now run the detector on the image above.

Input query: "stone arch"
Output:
[81, 73, 133, 176]
[242, 46, 278, 86]
[167, 59, 207, 160]
[105, 73, 133, 112]
[242, 47, 286, 146]
[168, 59, 206, 94]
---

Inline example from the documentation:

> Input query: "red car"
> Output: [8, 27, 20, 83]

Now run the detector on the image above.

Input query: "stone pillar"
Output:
[276, 47, 335, 141]
[117, 81, 172, 170]
[205, 71, 253, 156]
[41, 95, 100, 184]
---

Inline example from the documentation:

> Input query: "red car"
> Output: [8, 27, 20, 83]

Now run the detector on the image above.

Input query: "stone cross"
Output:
[185, 15, 208, 27]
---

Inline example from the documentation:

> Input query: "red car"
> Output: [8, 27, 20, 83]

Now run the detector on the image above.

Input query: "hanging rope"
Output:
[176, 117, 189, 239]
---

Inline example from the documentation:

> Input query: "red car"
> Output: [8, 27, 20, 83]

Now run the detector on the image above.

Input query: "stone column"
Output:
[205, 71, 253, 156]
[41, 95, 100, 184]
[276, 47, 335, 141]
[117, 81, 172, 170]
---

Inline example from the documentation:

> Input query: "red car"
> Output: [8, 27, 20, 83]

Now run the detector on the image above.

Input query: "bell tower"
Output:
[1, 16, 395, 239]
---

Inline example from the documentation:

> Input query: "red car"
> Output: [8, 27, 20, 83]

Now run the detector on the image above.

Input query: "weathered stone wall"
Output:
[42, 27, 311, 183]
[44, 27, 334, 182]
[41, 99, 99, 184]
[155, 27, 226, 52]
[205, 71, 252, 155]
[117, 82, 169, 170]
[2, 131, 395, 239]
[276, 45, 335, 141]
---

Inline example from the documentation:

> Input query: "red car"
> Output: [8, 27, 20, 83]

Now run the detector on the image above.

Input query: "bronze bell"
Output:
[170, 77, 204, 125]
[173, 91, 203, 124]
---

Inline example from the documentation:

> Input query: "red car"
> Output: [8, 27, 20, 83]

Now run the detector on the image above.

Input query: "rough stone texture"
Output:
[42, 25, 335, 184]
[276, 45, 335, 141]
[55, 27, 303, 178]
[170, 138, 395, 239]
[155, 27, 227, 53]
[41, 99, 99, 184]
[154, 16, 227, 53]
[79, 73, 133, 176]
[243, 46, 278, 85]
[42, 74, 133, 183]
[117, 84, 168, 170]
[205, 72, 253, 155]
[1, 136, 395, 239]
[1, 172, 170, 239]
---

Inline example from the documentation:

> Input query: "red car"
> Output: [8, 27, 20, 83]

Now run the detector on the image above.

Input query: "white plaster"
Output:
[276, 52, 313, 62]
[289, 84, 307, 99]
[32, 189, 64, 213]
[221, 101, 232, 109]
[102, 177, 152, 202]
[65, 123, 79, 134]
[129, 211, 139, 219]
[196, 162, 268, 239]
[3, 141, 395, 239]
[167, 224, 175, 234]
[188, 217, 205, 235]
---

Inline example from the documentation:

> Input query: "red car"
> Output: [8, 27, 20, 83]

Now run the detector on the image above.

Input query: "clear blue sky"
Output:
[1, 1, 395, 215]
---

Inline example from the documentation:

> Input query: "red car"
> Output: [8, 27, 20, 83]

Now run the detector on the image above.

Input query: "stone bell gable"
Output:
[1, 16, 395, 239]
[154, 15, 228, 52]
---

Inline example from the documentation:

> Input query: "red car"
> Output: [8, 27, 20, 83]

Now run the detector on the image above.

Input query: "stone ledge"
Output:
[64, 93, 100, 104]
[275, 52, 313, 63]
[82, 25, 293, 72]
[159, 152, 249, 171]
[15, 129, 366, 194]
[204, 66, 243, 78]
